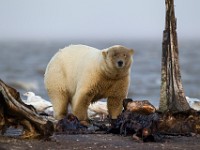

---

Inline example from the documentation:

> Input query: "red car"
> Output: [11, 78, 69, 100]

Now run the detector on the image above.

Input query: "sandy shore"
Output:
[1, 133, 200, 150]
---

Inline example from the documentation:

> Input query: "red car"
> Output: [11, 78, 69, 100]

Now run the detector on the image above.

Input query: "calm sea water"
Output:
[0, 39, 199, 106]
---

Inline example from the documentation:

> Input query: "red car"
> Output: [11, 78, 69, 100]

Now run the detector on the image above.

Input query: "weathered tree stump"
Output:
[0, 79, 54, 138]
[158, 109, 200, 135]
[159, 0, 190, 112]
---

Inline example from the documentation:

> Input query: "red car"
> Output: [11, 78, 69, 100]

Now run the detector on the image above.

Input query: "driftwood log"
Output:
[0, 79, 54, 138]
[159, 0, 190, 112]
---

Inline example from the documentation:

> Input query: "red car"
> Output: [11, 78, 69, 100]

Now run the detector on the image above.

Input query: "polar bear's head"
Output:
[102, 45, 134, 71]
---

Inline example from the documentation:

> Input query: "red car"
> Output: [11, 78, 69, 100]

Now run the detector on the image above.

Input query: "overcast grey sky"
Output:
[0, 0, 199, 40]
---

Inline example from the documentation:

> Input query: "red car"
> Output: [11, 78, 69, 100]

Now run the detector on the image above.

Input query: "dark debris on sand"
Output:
[1, 80, 200, 149]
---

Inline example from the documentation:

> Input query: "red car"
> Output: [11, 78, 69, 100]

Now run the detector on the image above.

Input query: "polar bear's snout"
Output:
[117, 60, 124, 68]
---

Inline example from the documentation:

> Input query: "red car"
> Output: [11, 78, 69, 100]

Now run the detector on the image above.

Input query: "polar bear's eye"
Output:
[123, 54, 127, 57]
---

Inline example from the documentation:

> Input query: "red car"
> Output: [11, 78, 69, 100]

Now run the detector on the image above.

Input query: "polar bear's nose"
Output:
[117, 60, 124, 67]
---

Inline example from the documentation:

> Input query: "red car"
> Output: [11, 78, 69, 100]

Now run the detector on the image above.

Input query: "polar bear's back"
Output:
[44, 44, 101, 94]
[57, 44, 100, 71]
[60, 44, 100, 59]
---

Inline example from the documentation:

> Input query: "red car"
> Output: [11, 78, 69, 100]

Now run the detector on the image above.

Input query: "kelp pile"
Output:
[109, 98, 200, 142]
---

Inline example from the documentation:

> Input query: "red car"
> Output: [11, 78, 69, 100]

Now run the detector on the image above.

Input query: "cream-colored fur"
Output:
[44, 44, 134, 122]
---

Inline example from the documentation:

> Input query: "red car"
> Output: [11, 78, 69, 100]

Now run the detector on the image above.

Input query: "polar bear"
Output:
[44, 44, 134, 124]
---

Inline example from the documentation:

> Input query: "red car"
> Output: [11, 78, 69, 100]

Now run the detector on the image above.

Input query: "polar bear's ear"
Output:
[129, 49, 134, 55]
[102, 51, 107, 59]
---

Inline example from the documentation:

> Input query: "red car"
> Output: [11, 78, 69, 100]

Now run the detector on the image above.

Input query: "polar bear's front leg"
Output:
[71, 91, 93, 123]
[107, 97, 123, 119]
[48, 90, 69, 120]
